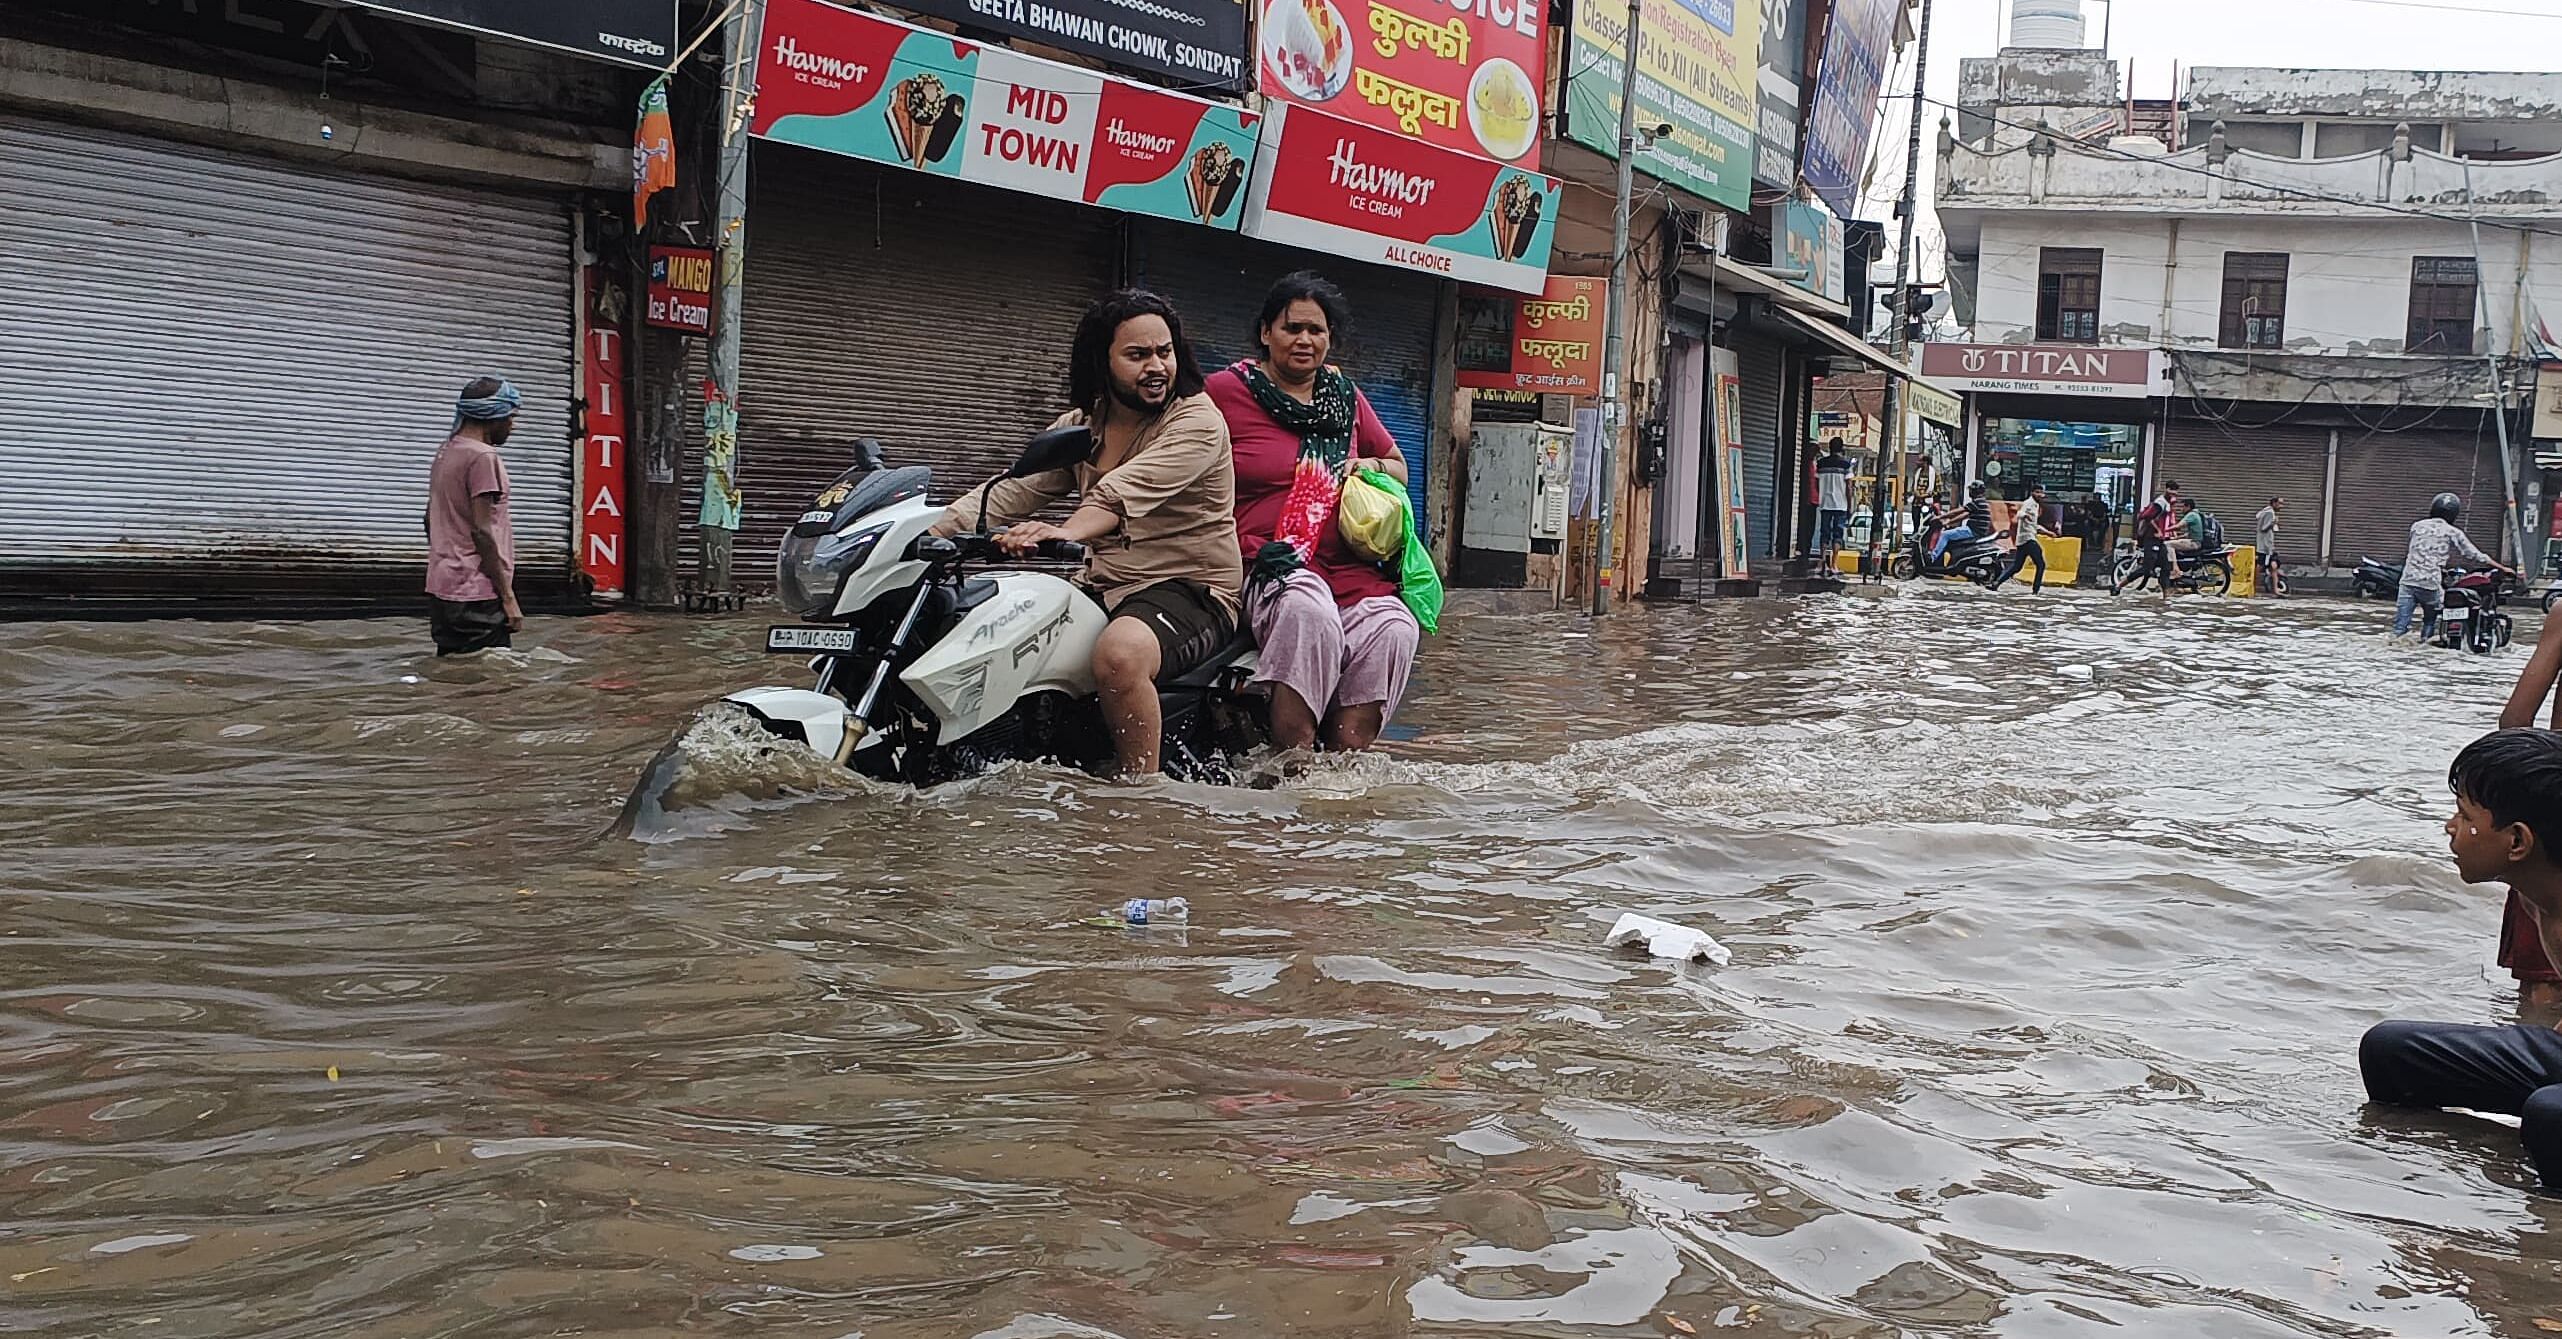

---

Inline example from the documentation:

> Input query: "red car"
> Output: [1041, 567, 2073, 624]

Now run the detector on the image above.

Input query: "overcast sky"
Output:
[1857, 0, 2562, 280]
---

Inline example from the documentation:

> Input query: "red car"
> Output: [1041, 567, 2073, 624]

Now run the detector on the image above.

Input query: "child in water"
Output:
[2360, 728, 2562, 1188]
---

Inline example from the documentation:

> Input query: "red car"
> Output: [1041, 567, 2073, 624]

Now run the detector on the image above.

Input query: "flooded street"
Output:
[9, 589, 2562, 1338]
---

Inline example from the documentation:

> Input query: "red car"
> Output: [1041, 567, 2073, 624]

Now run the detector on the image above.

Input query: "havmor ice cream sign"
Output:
[753, 0, 1257, 230]
[1918, 343, 2164, 400]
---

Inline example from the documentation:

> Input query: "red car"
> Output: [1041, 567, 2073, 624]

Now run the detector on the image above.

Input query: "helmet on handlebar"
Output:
[2429, 491, 2464, 522]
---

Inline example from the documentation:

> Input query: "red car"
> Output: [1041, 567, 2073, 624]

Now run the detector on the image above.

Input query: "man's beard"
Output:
[1109, 379, 1169, 415]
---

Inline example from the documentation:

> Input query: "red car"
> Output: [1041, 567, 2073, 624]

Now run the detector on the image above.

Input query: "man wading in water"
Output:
[2361, 730, 2562, 1186]
[423, 377, 524, 655]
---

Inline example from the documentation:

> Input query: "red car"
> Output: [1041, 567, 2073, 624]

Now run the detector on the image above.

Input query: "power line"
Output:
[2326, 0, 2562, 18]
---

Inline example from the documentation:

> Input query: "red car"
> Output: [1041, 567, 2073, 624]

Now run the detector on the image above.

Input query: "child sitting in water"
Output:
[2361, 729, 2562, 1188]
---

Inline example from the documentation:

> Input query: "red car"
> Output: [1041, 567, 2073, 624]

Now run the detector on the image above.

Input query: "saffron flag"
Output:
[634, 77, 676, 227]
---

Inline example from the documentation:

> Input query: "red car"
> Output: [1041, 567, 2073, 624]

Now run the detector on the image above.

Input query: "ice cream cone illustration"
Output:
[887, 75, 960, 169]
[1186, 142, 1242, 222]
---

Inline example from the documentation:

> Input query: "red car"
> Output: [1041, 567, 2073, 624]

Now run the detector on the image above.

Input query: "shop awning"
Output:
[1769, 306, 1966, 423]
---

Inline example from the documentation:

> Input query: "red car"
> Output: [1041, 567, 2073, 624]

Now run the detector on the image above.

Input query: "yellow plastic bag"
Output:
[1336, 471, 1407, 561]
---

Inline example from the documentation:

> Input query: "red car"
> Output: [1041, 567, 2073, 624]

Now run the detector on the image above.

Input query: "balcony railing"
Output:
[1939, 119, 2562, 216]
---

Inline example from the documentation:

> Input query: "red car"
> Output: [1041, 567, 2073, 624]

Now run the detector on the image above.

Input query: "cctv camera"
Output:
[1650, 121, 1674, 140]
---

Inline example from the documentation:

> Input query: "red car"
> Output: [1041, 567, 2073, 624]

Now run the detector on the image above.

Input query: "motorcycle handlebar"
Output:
[1032, 539, 1086, 563]
[915, 533, 1086, 564]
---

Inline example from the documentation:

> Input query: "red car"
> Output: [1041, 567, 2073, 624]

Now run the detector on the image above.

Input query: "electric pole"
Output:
[701, 0, 765, 595]
[1591, 0, 1644, 615]
[1866, 0, 1934, 578]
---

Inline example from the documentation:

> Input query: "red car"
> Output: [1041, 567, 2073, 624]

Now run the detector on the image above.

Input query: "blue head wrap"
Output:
[455, 378, 522, 426]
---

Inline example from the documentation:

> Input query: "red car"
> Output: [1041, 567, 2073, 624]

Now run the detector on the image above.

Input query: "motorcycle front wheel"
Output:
[2197, 559, 2233, 597]
[1888, 554, 1918, 580]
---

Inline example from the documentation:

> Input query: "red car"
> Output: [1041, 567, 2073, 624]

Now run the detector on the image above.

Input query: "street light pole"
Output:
[1866, 0, 1934, 578]
[2464, 159, 2533, 571]
[1590, 0, 1644, 616]
[701, 0, 765, 596]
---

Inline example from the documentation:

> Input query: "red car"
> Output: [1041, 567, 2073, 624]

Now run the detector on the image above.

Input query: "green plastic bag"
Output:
[1349, 468, 1442, 634]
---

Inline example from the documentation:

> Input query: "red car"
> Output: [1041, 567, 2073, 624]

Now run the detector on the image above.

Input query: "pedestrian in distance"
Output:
[2134, 480, 2181, 601]
[2255, 496, 2284, 596]
[2360, 728, 2562, 1188]
[424, 376, 524, 655]
[1813, 438, 1856, 567]
[1999, 481, 2051, 593]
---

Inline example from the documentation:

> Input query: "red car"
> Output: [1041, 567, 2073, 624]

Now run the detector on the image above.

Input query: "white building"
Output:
[1932, 31, 2562, 575]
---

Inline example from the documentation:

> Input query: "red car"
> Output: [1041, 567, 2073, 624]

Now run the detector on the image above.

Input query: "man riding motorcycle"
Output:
[938, 290, 1243, 775]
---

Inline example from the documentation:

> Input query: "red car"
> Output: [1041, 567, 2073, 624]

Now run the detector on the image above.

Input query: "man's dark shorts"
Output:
[429, 597, 513, 656]
[1108, 579, 1235, 681]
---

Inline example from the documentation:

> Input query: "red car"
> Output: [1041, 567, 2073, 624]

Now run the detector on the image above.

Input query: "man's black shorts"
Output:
[1107, 580, 1235, 680]
[429, 596, 513, 656]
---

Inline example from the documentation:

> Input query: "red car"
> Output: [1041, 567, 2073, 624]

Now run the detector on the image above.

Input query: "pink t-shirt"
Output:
[1207, 365, 1402, 608]
[426, 433, 513, 601]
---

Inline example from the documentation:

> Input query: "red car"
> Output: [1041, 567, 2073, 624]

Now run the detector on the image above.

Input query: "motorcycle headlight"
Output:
[777, 522, 888, 617]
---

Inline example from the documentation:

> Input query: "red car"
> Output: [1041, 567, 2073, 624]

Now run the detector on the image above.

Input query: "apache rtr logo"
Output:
[1012, 606, 1076, 667]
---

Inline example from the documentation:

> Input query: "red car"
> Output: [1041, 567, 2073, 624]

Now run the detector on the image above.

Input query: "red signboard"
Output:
[579, 267, 627, 596]
[646, 246, 713, 334]
[1257, 0, 1546, 165]
[1241, 104, 1560, 292]
[1456, 276, 1604, 393]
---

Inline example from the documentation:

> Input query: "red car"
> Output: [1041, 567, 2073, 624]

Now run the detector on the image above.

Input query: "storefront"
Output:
[1921, 342, 2163, 579]
[0, 4, 640, 604]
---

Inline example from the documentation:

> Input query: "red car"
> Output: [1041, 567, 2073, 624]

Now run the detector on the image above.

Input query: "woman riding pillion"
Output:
[1208, 272, 1422, 754]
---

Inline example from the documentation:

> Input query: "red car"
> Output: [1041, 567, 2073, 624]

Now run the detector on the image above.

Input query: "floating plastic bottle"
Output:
[1121, 897, 1189, 926]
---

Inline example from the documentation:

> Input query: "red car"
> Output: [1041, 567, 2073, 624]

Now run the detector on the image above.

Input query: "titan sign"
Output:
[346, 0, 678, 67]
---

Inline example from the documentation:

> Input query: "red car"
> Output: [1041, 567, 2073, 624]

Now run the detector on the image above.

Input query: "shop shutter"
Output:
[2331, 419, 2507, 567]
[684, 144, 1116, 581]
[1134, 219, 1442, 531]
[2152, 413, 2329, 565]
[1738, 339, 1783, 566]
[0, 114, 575, 576]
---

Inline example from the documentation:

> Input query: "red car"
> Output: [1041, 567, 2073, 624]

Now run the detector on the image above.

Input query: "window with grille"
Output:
[2219, 253, 2290, 350]
[2408, 257, 2477, 354]
[2036, 248, 2102, 343]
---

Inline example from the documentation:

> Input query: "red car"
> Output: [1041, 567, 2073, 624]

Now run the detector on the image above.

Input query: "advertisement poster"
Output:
[1802, 0, 1898, 218]
[1715, 354, 1748, 575]
[348, 0, 676, 66]
[1241, 103, 1560, 293]
[1917, 343, 2160, 399]
[753, 0, 1259, 230]
[1754, 0, 1807, 188]
[645, 246, 713, 334]
[1456, 276, 1606, 393]
[1257, 0, 1546, 165]
[1777, 199, 1844, 303]
[1563, 0, 1760, 211]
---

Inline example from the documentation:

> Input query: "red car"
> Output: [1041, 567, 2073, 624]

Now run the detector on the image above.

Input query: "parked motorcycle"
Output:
[2110, 542, 2237, 596]
[2430, 567, 2519, 654]
[716, 428, 1266, 784]
[2351, 557, 2403, 599]
[1888, 520, 2008, 588]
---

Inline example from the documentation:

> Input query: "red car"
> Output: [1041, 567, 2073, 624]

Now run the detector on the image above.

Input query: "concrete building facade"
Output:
[1936, 48, 2562, 578]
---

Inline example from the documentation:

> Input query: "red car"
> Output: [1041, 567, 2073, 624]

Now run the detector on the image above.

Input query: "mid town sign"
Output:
[1918, 342, 2164, 399]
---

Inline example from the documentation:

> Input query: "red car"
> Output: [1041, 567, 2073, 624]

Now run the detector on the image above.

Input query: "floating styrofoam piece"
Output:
[1604, 913, 1731, 966]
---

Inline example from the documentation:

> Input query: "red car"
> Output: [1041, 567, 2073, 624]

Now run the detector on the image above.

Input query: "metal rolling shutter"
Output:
[1738, 338, 1783, 566]
[685, 144, 1116, 580]
[0, 114, 575, 575]
[2152, 414, 2329, 564]
[1134, 219, 1442, 531]
[2331, 419, 2507, 567]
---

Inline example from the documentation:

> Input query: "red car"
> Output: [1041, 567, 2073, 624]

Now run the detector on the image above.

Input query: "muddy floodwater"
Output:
[7, 590, 2562, 1337]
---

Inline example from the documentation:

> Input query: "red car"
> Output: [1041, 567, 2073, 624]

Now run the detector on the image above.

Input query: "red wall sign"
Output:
[646, 246, 713, 334]
[1257, 0, 1547, 165]
[1456, 275, 1604, 393]
[579, 266, 627, 596]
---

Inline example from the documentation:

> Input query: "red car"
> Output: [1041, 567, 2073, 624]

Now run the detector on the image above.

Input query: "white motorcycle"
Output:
[726, 427, 1266, 783]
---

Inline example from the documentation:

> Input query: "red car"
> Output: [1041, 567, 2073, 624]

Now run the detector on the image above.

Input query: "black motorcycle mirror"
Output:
[855, 437, 885, 471]
[973, 425, 1094, 537]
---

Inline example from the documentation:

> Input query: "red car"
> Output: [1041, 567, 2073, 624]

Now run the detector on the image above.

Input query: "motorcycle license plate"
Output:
[766, 625, 860, 654]
[2446, 608, 2470, 622]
